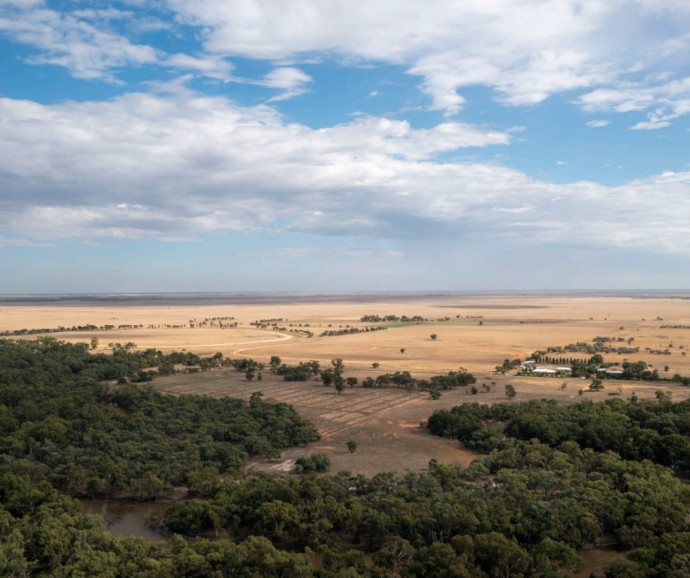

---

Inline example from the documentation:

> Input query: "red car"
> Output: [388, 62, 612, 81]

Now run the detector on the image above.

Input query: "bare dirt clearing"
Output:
[153, 369, 481, 476]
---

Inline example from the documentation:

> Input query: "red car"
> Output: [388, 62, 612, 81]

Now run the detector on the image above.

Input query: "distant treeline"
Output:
[0, 295, 165, 303]
[189, 316, 237, 328]
[360, 369, 476, 392]
[0, 323, 185, 337]
[319, 326, 387, 337]
[360, 314, 426, 323]
[263, 355, 477, 396]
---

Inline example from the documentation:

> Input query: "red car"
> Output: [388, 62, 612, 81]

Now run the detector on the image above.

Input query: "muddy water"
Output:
[81, 499, 169, 542]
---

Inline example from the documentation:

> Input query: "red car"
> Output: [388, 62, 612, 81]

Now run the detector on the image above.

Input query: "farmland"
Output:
[4, 292, 690, 375]
[4, 291, 690, 475]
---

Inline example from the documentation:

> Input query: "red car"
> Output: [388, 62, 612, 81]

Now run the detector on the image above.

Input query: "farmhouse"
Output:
[533, 368, 557, 375]
[529, 366, 572, 377]
[597, 368, 624, 376]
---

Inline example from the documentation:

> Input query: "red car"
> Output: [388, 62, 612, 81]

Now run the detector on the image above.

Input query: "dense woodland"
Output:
[158, 401, 690, 577]
[428, 398, 690, 472]
[1, 338, 689, 575]
[0, 338, 318, 499]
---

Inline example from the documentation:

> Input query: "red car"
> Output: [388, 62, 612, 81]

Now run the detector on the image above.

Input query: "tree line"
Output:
[360, 314, 426, 323]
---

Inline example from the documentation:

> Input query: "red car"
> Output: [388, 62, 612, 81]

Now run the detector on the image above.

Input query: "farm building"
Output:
[596, 368, 625, 376]
[533, 368, 557, 375]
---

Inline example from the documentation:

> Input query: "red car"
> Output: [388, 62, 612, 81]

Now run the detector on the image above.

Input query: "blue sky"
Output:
[2, 0, 690, 293]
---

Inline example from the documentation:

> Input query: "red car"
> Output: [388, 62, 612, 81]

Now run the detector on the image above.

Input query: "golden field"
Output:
[3, 293, 690, 376]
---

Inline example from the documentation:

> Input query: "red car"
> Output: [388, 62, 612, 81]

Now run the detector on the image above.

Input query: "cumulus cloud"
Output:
[3, 1, 690, 122]
[0, 2, 158, 81]
[631, 114, 675, 130]
[166, 0, 690, 118]
[1, 92, 689, 257]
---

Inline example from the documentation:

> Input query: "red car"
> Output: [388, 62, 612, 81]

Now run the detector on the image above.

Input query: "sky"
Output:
[2, 0, 690, 293]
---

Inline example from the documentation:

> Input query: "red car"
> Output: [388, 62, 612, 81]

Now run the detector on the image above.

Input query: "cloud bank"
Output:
[1, 91, 688, 257]
[3, 1, 690, 120]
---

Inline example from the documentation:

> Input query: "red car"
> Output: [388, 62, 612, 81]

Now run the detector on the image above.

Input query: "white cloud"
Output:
[261, 67, 313, 101]
[631, 120, 671, 130]
[630, 108, 678, 130]
[165, 0, 690, 116]
[165, 53, 234, 80]
[0, 3, 158, 81]
[586, 119, 609, 127]
[1, 91, 689, 257]
[2, 1, 690, 122]
[578, 77, 690, 126]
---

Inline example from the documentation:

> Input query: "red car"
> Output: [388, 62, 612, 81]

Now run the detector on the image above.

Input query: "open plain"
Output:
[3, 291, 690, 475]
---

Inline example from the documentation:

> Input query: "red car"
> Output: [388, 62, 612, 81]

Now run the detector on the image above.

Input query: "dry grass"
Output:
[4, 294, 690, 375]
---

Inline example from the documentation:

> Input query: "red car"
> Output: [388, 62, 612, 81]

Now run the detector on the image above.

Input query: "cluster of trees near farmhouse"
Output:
[526, 348, 690, 385]
[542, 336, 639, 356]
[528, 354, 662, 380]
[1, 338, 690, 575]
